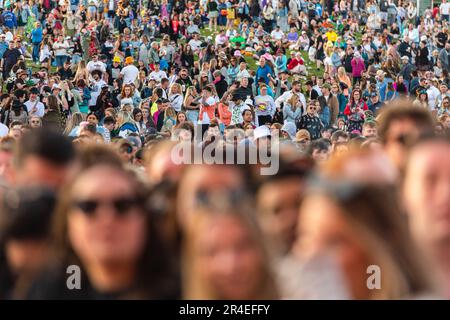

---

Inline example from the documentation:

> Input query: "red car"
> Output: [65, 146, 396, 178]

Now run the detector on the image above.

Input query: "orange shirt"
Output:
[217, 102, 231, 126]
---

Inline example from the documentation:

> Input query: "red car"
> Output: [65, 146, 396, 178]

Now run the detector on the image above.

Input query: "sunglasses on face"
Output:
[31, 120, 41, 124]
[73, 196, 139, 217]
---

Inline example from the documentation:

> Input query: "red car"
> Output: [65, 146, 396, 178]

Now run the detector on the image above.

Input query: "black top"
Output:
[26, 266, 179, 300]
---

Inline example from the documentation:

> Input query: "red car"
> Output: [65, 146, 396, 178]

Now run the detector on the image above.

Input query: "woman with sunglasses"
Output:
[27, 158, 178, 299]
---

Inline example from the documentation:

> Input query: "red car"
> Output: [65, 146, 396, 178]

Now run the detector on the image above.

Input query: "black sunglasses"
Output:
[73, 197, 139, 217]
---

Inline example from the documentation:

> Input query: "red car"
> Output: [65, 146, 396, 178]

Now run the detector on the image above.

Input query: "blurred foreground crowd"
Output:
[0, 0, 449, 300]
[0, 100, 449, 300]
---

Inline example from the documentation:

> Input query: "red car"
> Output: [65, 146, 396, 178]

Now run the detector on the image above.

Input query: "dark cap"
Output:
[29, 87, 40, 95]
[231, 92, 244, 101]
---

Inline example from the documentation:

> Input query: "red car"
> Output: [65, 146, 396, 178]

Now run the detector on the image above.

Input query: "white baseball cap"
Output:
[253, 125, 271, 140]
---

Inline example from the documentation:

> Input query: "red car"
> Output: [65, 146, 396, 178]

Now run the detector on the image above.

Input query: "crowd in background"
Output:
[0, 0, 449, 300]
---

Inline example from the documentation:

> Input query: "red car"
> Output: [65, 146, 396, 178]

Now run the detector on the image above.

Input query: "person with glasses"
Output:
[437, 96, 450, 117]
[435, 82, 450, 110]
[344, 89, 368, 134]
[296, 100, 324, 140]
[28, 115, 42, 129]
[378, 100, 434, 171]
[26, 157, 178, 299]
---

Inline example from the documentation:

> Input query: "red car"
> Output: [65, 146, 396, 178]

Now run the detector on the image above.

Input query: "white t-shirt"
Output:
[24, 99, 45, 117]
[215, 34, 228, 46]
[5, 31, 13, 43]
[169, 93, 183, 112]
[271, 30, 285, 41]
[0, 123, 8, 137]
[86, 60, 106, 73]
[440, 3, 450, 15]
[120, 65, 139, 84]
[53, 40, 69, 56]
[149, 70, 168, 83]
[188, 39, 203, 52]
[202, 96, 216, 124]
[427, 86, 440, 110]
[89, 79, 107, 106]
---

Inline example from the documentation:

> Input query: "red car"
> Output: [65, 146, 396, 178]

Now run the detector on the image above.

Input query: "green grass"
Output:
[199, 27, 363, 76]
[199, 27, 328, 78]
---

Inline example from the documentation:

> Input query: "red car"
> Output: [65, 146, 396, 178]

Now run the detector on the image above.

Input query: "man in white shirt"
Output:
[441, 0, 450, 21]
[236, 62, 251, 81]
[188, 33, 203, 53]
[24, 87, 45, 118]
[120, 56, 139, 85]
[89, 70, 107, 107]
[275, 80, 307, 112]
[86, 54, 107, 74]
[426, 79, 440, 111]
[215, 30, 228, 46]
[271, 26, 285, 41]
[149, 63, 168, 83]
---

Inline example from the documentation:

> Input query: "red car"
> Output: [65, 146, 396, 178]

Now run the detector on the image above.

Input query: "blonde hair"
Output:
[164, 106, 177, 120]
[63, 112, 84, 135]
[287, 94, 299, 109]
[182, 207, 279, 299]
[169, 83, 182, 95]
[116, 110, 135, 127]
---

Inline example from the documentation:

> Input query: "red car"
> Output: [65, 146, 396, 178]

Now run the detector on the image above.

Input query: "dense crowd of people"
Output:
[0, 0, 449, 300]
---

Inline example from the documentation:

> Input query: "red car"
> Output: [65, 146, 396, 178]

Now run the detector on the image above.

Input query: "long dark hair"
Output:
[50, 161, 179, 299]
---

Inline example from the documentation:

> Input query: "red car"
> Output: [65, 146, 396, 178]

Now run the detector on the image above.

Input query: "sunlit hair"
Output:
[121, 84, 134, 98]
[116, 110, 136, 128]
[182, 206, 279, 299]
[63, 112, 84, 136]
[300, 180, 435, 299]
[169, 83, 182, 95]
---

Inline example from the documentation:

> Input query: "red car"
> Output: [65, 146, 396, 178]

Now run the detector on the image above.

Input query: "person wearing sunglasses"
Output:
[296, 100, 324, 140]
[28, 115, 42, 129]
[27, 161, 178, 299]
[378, 100, 434, 171]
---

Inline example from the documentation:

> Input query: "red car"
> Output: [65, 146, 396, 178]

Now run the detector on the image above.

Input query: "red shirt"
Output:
[433, 7, 440, 18]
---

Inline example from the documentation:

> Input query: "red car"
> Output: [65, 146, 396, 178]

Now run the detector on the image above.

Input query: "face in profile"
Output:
[403, 142, 450, 246]
[194, 214, 265, 299]
[67, 166, 147, 266]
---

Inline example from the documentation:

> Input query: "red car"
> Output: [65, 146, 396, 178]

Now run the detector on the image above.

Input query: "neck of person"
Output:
[86, 260, 138, 293]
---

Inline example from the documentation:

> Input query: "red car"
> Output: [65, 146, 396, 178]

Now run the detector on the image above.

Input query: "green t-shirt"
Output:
[230, 36, 245, 48]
